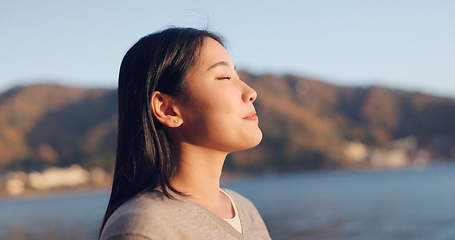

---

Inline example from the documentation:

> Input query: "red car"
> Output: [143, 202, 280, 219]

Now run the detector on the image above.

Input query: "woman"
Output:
[100, 27, 270, 239]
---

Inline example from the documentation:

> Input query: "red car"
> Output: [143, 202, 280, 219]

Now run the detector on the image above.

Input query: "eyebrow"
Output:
[207, 61, 236, 71]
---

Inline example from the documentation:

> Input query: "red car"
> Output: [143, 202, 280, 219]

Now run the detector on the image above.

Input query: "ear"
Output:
[151, 91, 182, 127]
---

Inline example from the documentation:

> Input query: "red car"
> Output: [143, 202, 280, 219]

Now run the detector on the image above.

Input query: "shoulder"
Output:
[100, 191, 188, 240]
[108, 191, 177, 221]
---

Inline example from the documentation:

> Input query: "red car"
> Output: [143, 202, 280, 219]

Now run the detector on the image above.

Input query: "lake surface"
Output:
[1, 163, 454, 240]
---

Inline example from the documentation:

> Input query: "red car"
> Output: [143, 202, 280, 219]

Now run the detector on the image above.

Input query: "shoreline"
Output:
[2, 161, 447, 201]
[0, 185, 110, 201]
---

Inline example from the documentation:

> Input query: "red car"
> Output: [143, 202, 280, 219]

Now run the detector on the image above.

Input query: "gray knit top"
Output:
[100, 189, 271, 240]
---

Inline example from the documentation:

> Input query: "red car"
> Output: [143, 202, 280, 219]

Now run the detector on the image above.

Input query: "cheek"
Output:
[179, 96, 220, 136]
[188, 91, 234, 118]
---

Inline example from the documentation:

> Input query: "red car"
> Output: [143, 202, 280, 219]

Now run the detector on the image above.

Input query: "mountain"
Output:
[230, 72, 455, 171]
[1, 73, 454, 173]
[0, 84, 117, 171]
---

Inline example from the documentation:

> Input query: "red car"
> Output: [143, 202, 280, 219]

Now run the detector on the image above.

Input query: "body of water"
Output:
[1, 163, 454, 240]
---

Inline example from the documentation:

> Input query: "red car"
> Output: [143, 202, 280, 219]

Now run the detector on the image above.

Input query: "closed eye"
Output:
[216, 76, 231, 80]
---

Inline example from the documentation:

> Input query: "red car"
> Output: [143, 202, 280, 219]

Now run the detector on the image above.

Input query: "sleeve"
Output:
[99, 207, 183, 240]
[100, 211, 169, 240]
[104, 234, 151, 240]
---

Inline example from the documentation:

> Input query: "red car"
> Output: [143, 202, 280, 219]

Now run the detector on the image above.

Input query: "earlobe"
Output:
[151, 91, 182, 127]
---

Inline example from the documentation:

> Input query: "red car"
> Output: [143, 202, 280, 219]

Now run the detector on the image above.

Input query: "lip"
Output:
[243, 111, 258, 121]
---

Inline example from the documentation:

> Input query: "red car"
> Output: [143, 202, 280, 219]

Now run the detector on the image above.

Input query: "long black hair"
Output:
[101, 27, 222, 232]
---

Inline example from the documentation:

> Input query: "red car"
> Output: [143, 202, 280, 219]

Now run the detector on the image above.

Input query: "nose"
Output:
[242, 81, 257, 103]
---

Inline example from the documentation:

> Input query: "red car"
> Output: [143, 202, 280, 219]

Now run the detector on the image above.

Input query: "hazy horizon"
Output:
[1, 0, 454, 97]
[1, 69, 454, 99]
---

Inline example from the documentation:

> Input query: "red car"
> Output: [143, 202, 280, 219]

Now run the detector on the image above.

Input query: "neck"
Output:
[170, 142, 227, 202]
[170, 141, 235, 219]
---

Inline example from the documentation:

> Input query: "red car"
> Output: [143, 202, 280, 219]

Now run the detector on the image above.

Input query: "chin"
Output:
[243, 128, 263, 150]
[222, 127, 263, 153]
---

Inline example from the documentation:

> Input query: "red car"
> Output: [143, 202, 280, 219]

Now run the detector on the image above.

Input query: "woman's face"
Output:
[176, 37, 262, 153]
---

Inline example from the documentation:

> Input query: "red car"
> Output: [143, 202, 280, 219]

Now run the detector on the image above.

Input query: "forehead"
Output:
[197, 37, 233, 68]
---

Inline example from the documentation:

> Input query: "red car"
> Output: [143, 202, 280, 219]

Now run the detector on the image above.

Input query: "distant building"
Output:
[28, 164, 90, 190]
[369, 148, 409, 168]
[5, 171, 27, 195]
[344, 136, 417, 169]
[344, 141, 369, 163]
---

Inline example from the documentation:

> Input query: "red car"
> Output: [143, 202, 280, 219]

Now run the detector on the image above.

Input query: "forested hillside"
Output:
[1, 72, 454, 173]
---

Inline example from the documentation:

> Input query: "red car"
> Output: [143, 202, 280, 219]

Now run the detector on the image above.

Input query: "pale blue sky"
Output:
[1, 0, 454, 97]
